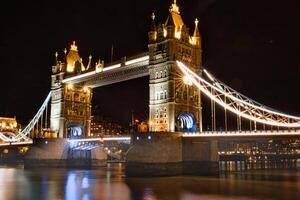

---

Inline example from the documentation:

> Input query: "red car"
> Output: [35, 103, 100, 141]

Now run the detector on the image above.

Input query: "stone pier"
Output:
[125, 132, 219, 176]
[24, 139, 107, 168]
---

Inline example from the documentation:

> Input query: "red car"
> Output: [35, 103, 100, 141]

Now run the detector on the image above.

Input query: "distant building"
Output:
[0, 117, 20, 134]
[90, 115, 125, 137]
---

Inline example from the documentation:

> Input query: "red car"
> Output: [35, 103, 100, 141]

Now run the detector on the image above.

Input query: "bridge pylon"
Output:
[148, 2, 202, 132]
[50, 43, 92, 138]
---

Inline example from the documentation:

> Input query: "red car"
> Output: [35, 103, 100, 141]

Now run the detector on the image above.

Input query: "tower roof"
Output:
[66, 41, 81, 67]
[165, 0, 184, 27]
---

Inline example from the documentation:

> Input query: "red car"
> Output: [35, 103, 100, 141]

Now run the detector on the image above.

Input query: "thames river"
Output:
[0, 164, 300, 200]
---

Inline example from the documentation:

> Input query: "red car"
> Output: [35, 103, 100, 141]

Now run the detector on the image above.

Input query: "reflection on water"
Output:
[0, 163, 299, 200]
[220, 160, 300, 172]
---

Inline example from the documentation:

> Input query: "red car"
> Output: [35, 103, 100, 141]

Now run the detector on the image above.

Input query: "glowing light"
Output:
[68, 137, 131, 143]
[176, 61, 300, 128]
[67, 83, 73, 90]
[189, 37, 196, 45]
[83, 86, 89, 93]
[66, 64, 74, 73]
[189, 64, 300, 121]
[103, 64, 121, 72]
[125, 56, 149, 66]
[62, 71, 96, 83]
[203, 69, 214, 82]
[183, 75, 192, 86]
[178, 113, 194, 129]
[163, 28, 167, 37]
[149, 120, 153, 126]
[62, 55, 150, 84]
[70, 41, 78, 51]
[170, 0, 180, 14]
[174, 31, 181, 39]
[182, 130, 300, 137]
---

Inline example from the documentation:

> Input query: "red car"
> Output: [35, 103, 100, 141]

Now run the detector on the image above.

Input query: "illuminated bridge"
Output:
[1, 0, 299, 175]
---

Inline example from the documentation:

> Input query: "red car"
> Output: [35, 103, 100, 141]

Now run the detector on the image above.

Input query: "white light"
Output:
[183, 75, 193, 86]
[182, 131, 300, 137]
[203, 69, 214, 82]
[83, 86, 89, 92]
[103, 64, 121, 72]
[125, 56, 149, 66]
[68, 137, 131, 143]
[176, 61, 300, 128]
[148, 135, 151, 140]
[67, 83, 73, 90]
[187, 63, 300, 120]
[63, 56, 149, 84]
[63, 71, 96, 83]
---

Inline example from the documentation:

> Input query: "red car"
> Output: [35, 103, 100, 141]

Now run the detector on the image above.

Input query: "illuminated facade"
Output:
[0, 117, 19, 134]
[50, 0, 203, 138]
[148, 0, 202, 132]
[50, 42, 92, 138]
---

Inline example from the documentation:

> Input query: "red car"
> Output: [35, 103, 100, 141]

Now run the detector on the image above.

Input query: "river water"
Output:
[0, 163, 300, 200]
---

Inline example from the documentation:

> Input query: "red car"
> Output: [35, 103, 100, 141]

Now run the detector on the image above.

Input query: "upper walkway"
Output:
[62, 53, 149, 87]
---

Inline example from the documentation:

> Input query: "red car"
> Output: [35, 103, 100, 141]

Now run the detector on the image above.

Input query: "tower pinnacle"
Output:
[151, 12, 155, 20]
[70, 41, 78, 51]
[193, 18, 200, 37]
[170, 0, 180, 14]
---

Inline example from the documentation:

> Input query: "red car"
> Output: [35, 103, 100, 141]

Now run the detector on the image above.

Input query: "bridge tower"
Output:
[50, 42, 92, 138]
[148, 0, 202, 132]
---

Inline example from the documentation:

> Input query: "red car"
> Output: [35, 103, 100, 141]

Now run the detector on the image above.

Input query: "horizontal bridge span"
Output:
[63, 54, 149, 87]
[0, 140, 33, 147]
[68, 136, 131, 143]
[183, 130, 300, 138]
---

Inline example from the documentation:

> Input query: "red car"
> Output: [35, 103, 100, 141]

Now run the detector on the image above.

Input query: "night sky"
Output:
[1, 0, 300, 127]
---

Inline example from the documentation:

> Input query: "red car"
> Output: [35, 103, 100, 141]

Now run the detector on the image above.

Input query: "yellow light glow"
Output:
[70, 41, 78, 51]
[67, 83, 73, 90]
[66, 64, 74, 73]
[163, 28, 167, 37]
[83, 86, 89, 93]
[170, 0, 180, 14]
[174, 31, 181, 39]
[183, 75, 192, 86]
[149, 120, 153, 126]
[189, 37, 196, 45]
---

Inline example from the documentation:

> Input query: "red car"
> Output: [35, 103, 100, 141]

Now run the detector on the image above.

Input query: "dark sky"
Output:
[0, 0, 300, 127]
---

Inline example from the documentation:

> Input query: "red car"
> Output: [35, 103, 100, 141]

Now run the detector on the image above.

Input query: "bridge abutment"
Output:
[125, 132, 219, 176]
[24, 139, 107, 168]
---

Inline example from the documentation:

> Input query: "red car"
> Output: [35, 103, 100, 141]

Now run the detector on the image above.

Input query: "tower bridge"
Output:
[1, 0, 300, 175]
